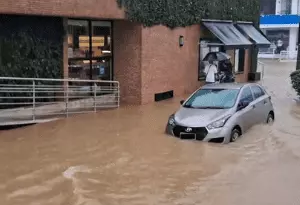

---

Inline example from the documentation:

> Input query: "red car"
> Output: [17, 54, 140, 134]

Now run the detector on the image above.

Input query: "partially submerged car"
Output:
[166, 83, 274, 143]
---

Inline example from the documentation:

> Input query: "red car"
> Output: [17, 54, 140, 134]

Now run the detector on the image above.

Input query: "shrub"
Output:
[0, 15, 63, 109]
[290, 70, 300, 96]
[116, 0, 260, 28]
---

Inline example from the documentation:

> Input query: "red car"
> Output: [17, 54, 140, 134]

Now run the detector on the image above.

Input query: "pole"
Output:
[296, 22, 300, 70]
[32, 80, 35, 121]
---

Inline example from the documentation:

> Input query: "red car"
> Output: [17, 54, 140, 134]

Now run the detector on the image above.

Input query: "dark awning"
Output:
[236, 22, 271, 47]
[202, 20, 253, 48]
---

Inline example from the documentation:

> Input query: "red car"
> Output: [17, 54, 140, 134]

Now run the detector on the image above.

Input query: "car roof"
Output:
[201, 82, 258, 90]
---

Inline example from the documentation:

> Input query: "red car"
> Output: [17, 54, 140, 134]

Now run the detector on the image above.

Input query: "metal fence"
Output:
[0, 77, 120, 125]
[258, 48, 276, 59]
[258, 50, 298, 62]
[279, 51, 298, 62]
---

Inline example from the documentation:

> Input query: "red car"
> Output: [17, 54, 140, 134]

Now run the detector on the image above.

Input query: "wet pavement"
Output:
[1, 60, 300, 205]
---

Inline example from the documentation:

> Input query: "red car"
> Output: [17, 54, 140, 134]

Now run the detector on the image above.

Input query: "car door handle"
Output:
[251, 105, 256, 109]
[263, 100, 267, 104]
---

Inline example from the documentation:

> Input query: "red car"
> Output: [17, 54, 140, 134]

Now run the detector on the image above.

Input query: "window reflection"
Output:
[92, 21, 111, 58]
[68, 60, 91, 79]
[91, 58, 112, 80]
[68, 20, 89, 59]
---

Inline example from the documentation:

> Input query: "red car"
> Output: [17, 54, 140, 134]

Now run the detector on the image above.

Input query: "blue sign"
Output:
[99, 65, 105, 75]
[260, 14, 300, 25]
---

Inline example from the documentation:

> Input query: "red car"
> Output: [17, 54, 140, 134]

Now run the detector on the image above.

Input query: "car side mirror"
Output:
[237, 100, 250, 111]
[180, 100, 185, 105]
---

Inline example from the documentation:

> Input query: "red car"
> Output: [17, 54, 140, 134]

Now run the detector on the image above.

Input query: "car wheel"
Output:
[230, 128, 241, 142]
[266, 113, 274, 124]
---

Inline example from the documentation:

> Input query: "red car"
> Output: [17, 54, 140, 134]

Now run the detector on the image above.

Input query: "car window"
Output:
[251, 85, 265, 99]
[240, 87, 254, 103]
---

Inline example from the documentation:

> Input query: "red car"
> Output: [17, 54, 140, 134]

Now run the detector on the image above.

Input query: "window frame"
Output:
[198, 38, 223, 81]
[67, 18, 114, 81]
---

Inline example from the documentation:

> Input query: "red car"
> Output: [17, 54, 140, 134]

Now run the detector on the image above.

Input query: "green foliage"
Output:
[116, 0, 260, 28]
[0, 15, 63, 79]
[0, 15, 64, 108]
[290, 70, 300, 96]
[0, 32, 62, 79]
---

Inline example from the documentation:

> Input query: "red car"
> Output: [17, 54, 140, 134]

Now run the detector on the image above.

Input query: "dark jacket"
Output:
[219, 60, 233, 72]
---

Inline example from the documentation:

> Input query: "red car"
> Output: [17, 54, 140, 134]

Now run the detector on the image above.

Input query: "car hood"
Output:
[174, 107, 232, 127]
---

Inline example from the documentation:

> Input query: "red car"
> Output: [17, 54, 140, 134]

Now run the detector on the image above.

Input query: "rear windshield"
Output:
[183, 88, 239, 109]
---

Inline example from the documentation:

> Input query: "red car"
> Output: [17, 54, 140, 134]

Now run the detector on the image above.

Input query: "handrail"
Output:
[0, 76, 119, 83]
[0, 77, 120, 126]
[279, 50, 297, 62]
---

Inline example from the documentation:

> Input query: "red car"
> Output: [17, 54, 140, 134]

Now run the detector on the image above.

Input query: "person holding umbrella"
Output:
[203, 51, 233, 83]
[204, 54, 218, 84]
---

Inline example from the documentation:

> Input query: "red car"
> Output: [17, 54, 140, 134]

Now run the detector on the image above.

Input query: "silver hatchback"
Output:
[165, 83, 275, 143]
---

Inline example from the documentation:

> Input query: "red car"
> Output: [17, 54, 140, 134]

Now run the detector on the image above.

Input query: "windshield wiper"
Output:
[183, 104, 195, 108]
[196, 106, 225, 109]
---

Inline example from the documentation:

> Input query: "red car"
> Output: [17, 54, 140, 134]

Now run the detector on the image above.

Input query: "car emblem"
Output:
[185, 127, 192, 132]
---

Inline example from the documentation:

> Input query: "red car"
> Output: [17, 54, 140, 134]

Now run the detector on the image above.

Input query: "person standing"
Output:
[219, 59, 235, 83]
[204, 55, 218, 84]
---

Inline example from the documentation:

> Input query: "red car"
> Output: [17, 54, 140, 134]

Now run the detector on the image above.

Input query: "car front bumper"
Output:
[165, 123, 232, 142]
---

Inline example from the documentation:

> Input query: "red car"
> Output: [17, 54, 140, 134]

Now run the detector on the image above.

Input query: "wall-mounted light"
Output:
[179, 35, 184, 47]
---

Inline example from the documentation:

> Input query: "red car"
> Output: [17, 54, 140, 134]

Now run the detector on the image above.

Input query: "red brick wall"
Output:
[113, 20, 142, 104]
[140, 25, 202, 104]
[0, 0, 124, 19]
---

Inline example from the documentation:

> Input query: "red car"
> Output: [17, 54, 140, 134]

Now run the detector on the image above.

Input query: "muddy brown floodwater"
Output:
[1, 60, 300, 205]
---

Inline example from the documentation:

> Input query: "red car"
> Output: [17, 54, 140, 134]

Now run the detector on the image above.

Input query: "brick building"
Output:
[0, 0, 270, 105]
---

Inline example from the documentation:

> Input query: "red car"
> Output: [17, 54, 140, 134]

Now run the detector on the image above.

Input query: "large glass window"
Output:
[91, 21, 112, 81]
[67, 19, 112, 81]
[260, 0, 276, 14]
[265, 30, 290, 54]
[68, 20, 89, 59]
[198, 39, 221, 81]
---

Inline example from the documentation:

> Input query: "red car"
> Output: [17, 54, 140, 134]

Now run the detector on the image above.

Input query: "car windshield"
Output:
[183, 88, 239, 109]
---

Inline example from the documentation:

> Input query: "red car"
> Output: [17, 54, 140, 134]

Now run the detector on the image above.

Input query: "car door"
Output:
[250, 85, 269, 124]
[235, 86, 256, 131]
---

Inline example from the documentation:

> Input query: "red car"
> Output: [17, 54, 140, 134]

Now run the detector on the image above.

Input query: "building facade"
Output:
[0, 0, 268, 105]
[259, 0, 300, 58]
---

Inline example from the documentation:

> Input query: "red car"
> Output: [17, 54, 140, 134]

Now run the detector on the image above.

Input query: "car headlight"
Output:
[168, 114, 176, 126]
[206, 115, 231, 130]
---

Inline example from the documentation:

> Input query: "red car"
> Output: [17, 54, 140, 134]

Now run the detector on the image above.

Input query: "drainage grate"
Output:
[154, 90, 174, 102]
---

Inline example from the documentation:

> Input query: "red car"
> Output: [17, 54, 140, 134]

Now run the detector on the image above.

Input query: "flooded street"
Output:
[1, 60, 300, 205]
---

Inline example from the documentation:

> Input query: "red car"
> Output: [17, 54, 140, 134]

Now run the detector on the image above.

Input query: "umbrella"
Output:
[203, 52, 231, 61]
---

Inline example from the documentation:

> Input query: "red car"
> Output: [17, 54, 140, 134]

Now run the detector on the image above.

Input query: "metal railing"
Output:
[258, 50, 298, 62]
[0, 77, 120, 125]
[258, 48, 277, 59]
[257, 61, 265, 80]
[279, 51, 298, 62]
